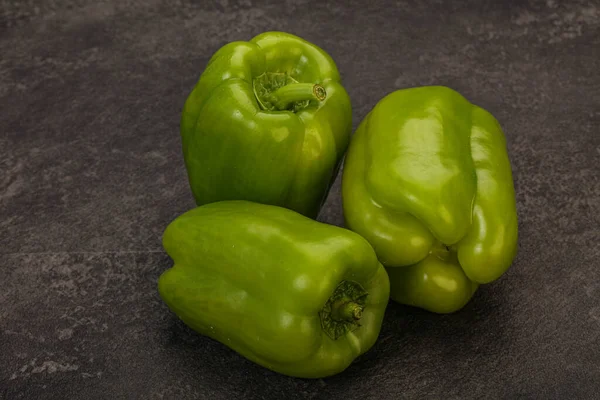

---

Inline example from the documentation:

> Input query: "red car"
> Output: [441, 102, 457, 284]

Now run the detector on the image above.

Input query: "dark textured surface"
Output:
[1, 0, 600, 398]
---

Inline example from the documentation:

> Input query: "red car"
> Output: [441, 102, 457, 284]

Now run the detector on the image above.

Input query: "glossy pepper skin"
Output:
[158, 201, 389, 378]
[342, 86, 518, 314]
[180, 32, 352, 219]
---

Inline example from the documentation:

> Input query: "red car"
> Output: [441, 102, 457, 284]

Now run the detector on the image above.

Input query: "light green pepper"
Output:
[158, 201, 390, 378]
[342, 86, 518, 313]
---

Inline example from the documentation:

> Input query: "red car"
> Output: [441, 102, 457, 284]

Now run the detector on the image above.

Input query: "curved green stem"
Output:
[268, 83, 326, 110]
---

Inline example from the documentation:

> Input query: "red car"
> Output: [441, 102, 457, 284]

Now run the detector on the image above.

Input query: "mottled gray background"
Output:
[1, 0, 599, 399]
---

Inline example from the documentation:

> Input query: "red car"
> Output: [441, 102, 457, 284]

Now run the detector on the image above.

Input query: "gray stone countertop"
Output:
[1, 0, 599, 399]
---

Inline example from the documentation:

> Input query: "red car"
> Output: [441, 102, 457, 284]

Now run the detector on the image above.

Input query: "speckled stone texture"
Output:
[1, 0, 599, 398]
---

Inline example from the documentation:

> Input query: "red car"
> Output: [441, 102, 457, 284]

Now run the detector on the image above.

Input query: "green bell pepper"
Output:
[180, 31, 352, 219]
[158, 201, 390, 378]
[342, 86, 518, 314]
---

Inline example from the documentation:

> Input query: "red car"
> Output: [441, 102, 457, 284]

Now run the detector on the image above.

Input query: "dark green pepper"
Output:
[180, 31, 352, 219]
[158, 201, 390, 378]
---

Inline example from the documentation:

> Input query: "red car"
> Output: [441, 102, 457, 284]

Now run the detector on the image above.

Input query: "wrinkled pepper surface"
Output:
[158, 201, 390, 378]
[180, 32, 352, 219]
[342, 86, 518, 314]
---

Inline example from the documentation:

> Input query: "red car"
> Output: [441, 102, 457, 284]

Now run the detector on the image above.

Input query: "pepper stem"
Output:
[331, 301, 363, 322]
[319, 280, 368, 340]
[268, 83, 326, 111]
